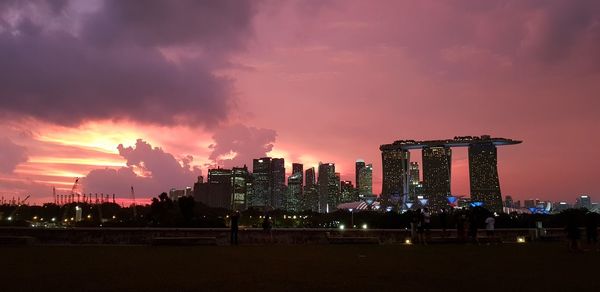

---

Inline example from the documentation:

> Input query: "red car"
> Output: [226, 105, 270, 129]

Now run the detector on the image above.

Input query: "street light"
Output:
[349, 208, 354, 228]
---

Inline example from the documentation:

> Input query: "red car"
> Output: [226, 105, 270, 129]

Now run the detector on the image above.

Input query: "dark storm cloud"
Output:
[84, 139, 201, 196]
[0, 137, 28, 173]
[208, 124, 277, 169]
[84, 0, 255, 50]
[0, 0, 257, 127]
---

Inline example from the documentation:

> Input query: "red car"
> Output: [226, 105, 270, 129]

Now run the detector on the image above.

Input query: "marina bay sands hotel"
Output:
[379, 135, 521, 212]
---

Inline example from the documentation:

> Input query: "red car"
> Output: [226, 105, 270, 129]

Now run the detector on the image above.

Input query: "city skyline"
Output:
[1, 1, 600, 204]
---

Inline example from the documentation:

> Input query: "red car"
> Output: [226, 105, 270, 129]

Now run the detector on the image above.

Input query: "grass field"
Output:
[1, 243, 598, 291]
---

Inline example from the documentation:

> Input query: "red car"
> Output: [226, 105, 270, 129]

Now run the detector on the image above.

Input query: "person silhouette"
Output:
[230, 210, 240, 245]
[262, 213, 273, 243]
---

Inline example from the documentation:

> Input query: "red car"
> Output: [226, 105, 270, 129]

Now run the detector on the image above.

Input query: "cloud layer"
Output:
[209, 124, 277, 169]
[0, 137, 28, 173]
[84, 139, 201, 197]
[0, 0, 257, 127]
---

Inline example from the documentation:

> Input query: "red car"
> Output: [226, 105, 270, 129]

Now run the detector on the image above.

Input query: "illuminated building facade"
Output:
[422, 146, 452, 211]
[469, 143, 502, 212]
[380, 136, 521, 213]
[231, 166, 251, 210]
[250, 157, 272, 208]
[318, 163, 338, 213]
[357, 163, 373, 197]
[380, 147, 410, 205]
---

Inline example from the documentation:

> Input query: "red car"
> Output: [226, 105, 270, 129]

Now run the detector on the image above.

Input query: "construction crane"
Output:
[7, 195, 30, 220]
[131, 186, 137, 219]
[61, 178, 82, 223]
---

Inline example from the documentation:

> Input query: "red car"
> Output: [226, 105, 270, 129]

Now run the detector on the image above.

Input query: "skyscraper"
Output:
[271, 158, 286, 209]
[576, 195, 592, 209]
[231, 165, 251, 210]
[251, 157, 272, 208]
[292, 163, 303, 181]
[305, 167, 316, 188]
[380, 147, 410, 205]
[340, 180, 356, 203]
[355, 160, 366, 191]
[318, 163, 338, 213]
[357, 163, 373, 197]
[304, 167, 318, 212]
[286, 172, 302, 211]
[208, 168, 232, 185]
[422, 146, 451, 211]
[409, 162, 420, 201]
[469, 143, 502, 213]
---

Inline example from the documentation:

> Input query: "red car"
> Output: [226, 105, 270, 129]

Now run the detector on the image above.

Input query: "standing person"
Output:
[468, 210, 479, 244]
[440, 208, 448, 238]
[410, 209, 421, 243]
[456, 211, 466, 243]
[262, 213, 273, 243]
[422, 208, 431, 243]
[585, 212, 598, 250]
[230, 210, 240, 245]
[485, 215, 496, 240]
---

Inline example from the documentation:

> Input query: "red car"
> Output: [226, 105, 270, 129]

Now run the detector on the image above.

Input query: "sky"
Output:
[1, 0, 599, 205]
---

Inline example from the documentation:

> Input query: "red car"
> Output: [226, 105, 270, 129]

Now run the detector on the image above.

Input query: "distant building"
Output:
[208, 168, 232, 185]
[169, 188, 188, 200]
[422, 146, 452, 211]
[340, 180, 356, 203]
[524, 199, 539, 209]
[286, 172, 302, 211]
[380, 147, 410, 205]
[304, 167, 318, 212]
[469, 142, 502, 213]
[271, 158, 286, 209]
[248, 157, 285, 210]
[576, 195, 592, 209]
[553, 202, 571, 213]
[355, 160, 366, 192]
[504, 195, 514, 208]
[357, 163, 373, 197]
[250, 157, 272, 209]
[409, 162, 420, 201]
[292, 163, 303, 188]
[318, 163, 338, 213]
[305, 167, 316, 188]
[231, 166, 251, 210]
[193, 175, 231, 209]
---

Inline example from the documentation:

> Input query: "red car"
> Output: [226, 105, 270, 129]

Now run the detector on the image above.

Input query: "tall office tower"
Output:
[231, 165, 251, 210]
[422, 146, 452, 212]
[208, 168, 232, 185]
[355, 160, 366, 191]
[251, 157, 272, 208]
[194, 170, 233, 209]
[304, 167, 318, 211]
[357, 163, 373, 197]
[292, 163, 303, 182]
[271, 158, 286, 209]
[305, 167, 316, 187]
[318, 163, 338, 213]
[380, 147, 410, 205]
[340, 180, 357, 203]
[504, 195, 514, 208]
[286, 172, 302, 211]
[576, 195, 592, 209]
[469, 143, 502, 213]
[408, 162, 420, 201]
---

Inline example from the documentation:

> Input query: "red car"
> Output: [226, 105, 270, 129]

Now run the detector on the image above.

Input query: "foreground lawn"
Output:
[0, 243, 598, 291]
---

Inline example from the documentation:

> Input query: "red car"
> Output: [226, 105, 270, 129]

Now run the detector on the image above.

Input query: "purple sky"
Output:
[0, 0, 599, 204]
